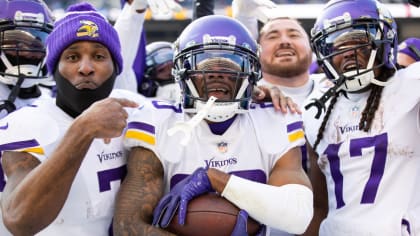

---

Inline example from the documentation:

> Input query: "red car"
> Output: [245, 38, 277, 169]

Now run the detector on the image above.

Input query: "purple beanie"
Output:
[398, 37, 420, 62]
[46, 2, 123, 74]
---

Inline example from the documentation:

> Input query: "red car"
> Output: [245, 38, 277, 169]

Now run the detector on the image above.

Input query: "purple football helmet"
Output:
[0, 0, 54, 88]
[311, 0, 398, 92]
[139, 41, 174, 97]
[173, 15, 260, 122]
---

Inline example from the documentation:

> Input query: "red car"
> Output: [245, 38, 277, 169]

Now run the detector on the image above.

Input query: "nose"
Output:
[78, 57, 94, 76]
[277, 35, 292, 47]
[340, 45, 357, 59]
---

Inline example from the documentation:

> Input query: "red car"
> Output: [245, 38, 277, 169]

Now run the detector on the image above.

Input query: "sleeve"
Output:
[113, 2, 146, 92]
[232, 13, 258, 40]
[124, 102, 157, 151]
[123, 100, 177, 154]
[250, 104, 305, 160]
[0, 107, 60, 162]
[380, 62, 420, 131]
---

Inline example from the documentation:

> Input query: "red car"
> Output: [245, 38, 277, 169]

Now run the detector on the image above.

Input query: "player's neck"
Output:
[262, 72, 309, 88]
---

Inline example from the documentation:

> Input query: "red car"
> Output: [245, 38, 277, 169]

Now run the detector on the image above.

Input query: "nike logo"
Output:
[0, 123, 8, 130]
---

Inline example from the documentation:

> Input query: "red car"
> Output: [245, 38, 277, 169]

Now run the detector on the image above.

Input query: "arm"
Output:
[1, 98, 137, 235]
[113, 146, 175, 236]
[232, 0, 278, 40]
[113, 0, 146, 92]
[212, 146, 313, 234]
[209, 146, 311, 191]
[114, 0, 146, 72]
[301, 143, 328, 236]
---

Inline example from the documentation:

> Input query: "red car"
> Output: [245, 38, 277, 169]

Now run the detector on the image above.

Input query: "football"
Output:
[166, 193, 260, 236]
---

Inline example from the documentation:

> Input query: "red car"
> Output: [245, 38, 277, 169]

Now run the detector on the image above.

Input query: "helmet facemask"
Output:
[174, 44, 260, 122]
[0, 10, 52, 89]
[0, 27, 49, 88]
[311, 13, 397, 92]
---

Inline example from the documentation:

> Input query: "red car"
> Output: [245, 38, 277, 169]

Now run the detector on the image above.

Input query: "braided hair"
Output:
[358, 68, 395, 131]
[312, 93, 339, 152]
[312, 67, 395, 153]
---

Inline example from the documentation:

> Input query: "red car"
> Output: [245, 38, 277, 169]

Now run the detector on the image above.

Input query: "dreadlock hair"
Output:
[312, 93, 339, 153]
[358, 67, 395, 131]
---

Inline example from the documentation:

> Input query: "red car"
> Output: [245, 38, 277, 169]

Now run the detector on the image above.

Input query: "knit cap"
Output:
[398, 37, 420, 62]
[46, 2, 123, 74]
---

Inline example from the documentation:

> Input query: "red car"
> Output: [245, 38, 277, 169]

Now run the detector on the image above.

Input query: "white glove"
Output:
[147, 0, 183, 15]
[232, 0, 279, 23]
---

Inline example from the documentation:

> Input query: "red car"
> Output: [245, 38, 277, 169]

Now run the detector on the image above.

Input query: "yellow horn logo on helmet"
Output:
[76, 20, 99, 38]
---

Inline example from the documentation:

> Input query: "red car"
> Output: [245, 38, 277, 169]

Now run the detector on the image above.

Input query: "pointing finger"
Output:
[113, 98, 139, 108]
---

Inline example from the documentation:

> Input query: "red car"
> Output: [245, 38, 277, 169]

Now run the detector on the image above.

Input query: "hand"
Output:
[232, 0, 279, 23]
[252, 85, 301, 114]
[77, 98, 138, 140]
[232, 210, 266, 236]
[231, 210, 248, 236]
[152, 167, 213, 227]
[147, 0, 183, 15]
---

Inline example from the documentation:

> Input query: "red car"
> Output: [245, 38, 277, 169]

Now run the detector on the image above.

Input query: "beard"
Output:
[261, 53, 312, 77]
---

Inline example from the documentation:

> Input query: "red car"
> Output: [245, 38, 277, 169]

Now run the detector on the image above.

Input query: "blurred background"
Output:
[43, 0, 420, 43]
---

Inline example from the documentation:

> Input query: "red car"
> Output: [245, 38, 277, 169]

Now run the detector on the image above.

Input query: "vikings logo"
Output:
[76, 20, 99, 38]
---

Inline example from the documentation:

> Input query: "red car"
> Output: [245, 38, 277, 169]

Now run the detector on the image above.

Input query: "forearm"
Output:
[221, 176, 313, 234]
[233, 15, 258, 40]
[300, 205, 326, 236]
[114, 2, 145, 71]
[2, 119, 94, 234]
[207, 167, 313, 234]
[231, 0, 258, 40]
[114, 147, 174, 236]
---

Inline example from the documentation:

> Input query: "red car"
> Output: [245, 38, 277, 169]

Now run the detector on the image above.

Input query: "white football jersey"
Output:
[124, 100, 305, 193]
[258, 75, 331, 172]
[0, 89, 142, 236]
[303, 62, 420, 235]
[0, 83, 53, 119]
[0, 83, 54, 235]
[258, 74, 330, 236]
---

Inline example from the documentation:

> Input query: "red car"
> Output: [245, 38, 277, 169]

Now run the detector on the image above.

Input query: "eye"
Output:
[94, 54, 106, 60]
[66, 54, 78, 61]
[264, 32, 279, 40]
[289, 33, 301, 38]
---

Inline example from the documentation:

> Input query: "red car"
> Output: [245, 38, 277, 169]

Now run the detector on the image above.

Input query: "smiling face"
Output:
[258, 18, 312, 78]
[58, 41, 114, 90]
[191, 57, 243, 101]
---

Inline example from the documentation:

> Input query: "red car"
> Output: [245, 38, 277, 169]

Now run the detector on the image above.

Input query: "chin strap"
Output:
[0, 76, 25, 115]
[0, 100, 16, 114]
[167, 96, 217, 146]
[304, 75, 347, 119]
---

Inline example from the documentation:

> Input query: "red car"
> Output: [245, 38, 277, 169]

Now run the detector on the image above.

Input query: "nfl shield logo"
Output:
[217, 142, 228, 153]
